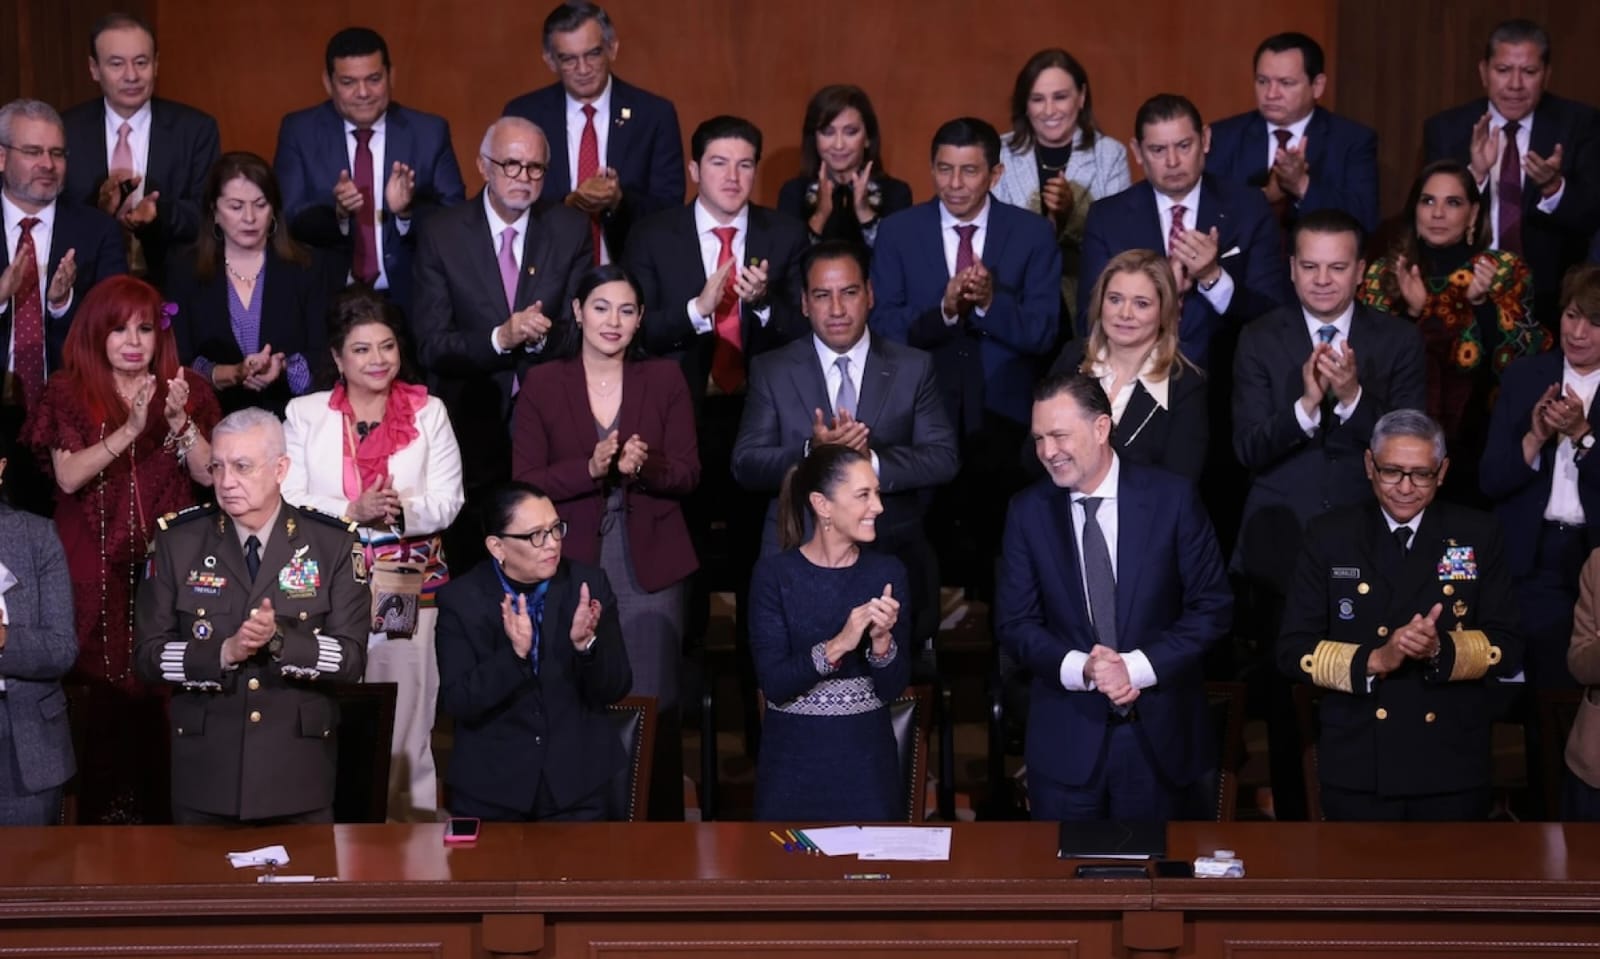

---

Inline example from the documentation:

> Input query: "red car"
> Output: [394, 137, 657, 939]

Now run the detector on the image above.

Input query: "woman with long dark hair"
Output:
[776, 85, 914, 247]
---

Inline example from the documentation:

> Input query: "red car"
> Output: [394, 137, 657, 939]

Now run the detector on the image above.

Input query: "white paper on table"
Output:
[856, 826, 952, 861]
[799, 826, 864, 856]
[226, 844, 290, 868]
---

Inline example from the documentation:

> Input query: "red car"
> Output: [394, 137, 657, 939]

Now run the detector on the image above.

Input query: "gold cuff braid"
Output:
[1303, 640, 1360, 694]
[1447, 627, 1502, 682]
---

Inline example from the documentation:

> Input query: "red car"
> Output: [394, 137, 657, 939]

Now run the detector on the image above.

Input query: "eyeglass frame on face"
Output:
[1372, 463, 1441, 488]
[495, 520, 568, 547]
[480, 155, 547, 181]
[553, 47, 607, 72]
[1, 143, 68, 162]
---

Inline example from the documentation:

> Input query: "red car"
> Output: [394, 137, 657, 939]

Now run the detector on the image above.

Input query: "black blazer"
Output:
[624, 203, 809, 412]
[434, 558, 633, 815]
[61, 97, 221, 291]
[1424, 94, 1600, 324]
[166, 247, 331, 417]
[502, 77, 686, 260]
[0, 202, 127, 380]
[775, 174, 915, 239]
[1205, 105, 1380, 235]
[1050, 339, 1208, 482]
[1231, 304, 1426, 583]
[1279, 502, 1521, 798]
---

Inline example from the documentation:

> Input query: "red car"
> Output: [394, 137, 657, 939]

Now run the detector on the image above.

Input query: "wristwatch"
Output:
[1576, 431, 1595, 460]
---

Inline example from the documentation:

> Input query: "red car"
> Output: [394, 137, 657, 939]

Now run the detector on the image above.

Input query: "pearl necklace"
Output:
[225, 258, 262, 283]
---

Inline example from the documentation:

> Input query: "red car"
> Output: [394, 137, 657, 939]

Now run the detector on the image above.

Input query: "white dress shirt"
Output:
[1481, 104, 1566, 247]
[1543, 359, 1600, 525]
[483, 191, 537, 354]
[337, 114, 411, 291]
[687, 200, 770, 332]
[1155, 185, 1235, 313]
[1085, 348, 1170, 428]
[1294, 303, 1364, 434]
[0, 558, 11, 691]
[103, 98, 152, 204]
[1, 196, 71, 361]
[1263, 111, 1314, 177]
[811, 330, 881, 474]
[938, 199, 991, 324]
[564, 81, 614, 264]
[1055, 455, 1159, 693]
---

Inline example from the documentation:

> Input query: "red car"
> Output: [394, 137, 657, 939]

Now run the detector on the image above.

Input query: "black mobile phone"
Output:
[1155, 859, 1194, 879]
[443, 816, 480, 844]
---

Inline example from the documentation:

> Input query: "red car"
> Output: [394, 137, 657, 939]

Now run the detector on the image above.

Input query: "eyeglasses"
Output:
[1, 143, 67, 162]
[553, 48, 607, 72]
[496, 521, 567, 547]
[481, 155, 547, 181]
[1373, 464, 1440, 488]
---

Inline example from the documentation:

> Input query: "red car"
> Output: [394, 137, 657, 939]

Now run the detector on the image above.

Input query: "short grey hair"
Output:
[478, 116, 544, 158]
[0, 99, 64, 146]
[1370, 409, 1446, 464]
[212, 407, 287, 459]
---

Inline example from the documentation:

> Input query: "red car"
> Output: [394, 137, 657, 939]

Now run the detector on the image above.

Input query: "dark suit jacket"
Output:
[624, 203, 809, 411]
[0, 505, 78, 797]
[502, 77, 686, 259]
[0, 202, 127, 379]
[1050, 340, 1208, 482]
[413, 193, 593, 412]
[1481, 350, 1600, 577]
[1205, 106, 1380, 234]
[166, 247, 331, 417]
[273, 101, 466, 312]
[870, 198, 1062, 429]
[133, 501, 369, 820]
[731, 333, 959, 549]
[435, 558, 632, 814]
[1232, 304, 1426, 583]
[511, 357, 700, 593]
[1279, 502, 1520, 798]
[61, 97, 221, 290]
[1080, 176, 1292, 371]
[1424, 95, 1600, 323]
[996, 462, 1233, 788]
[775, 174, 916, 238]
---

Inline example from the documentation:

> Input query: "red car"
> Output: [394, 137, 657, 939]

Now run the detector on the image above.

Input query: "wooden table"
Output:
[2, 822, 1597, 957]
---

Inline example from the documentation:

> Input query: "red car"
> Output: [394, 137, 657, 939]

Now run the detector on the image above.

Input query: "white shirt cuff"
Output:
[395, 216, 412, 235]
[688, 297, 713, 335]
[48, 291, 73, 319]
[1122, 650, 1157, 690]
[1332, 387, 1363, 422]
[1060, 650, 1093, 691]
[1537, 181, 1565, 213]
[1295, 399, 1320, 436]
[491, 326, 510, 355]
[1198, 269, 1235, 313]
[942, 307, 961, 326]
[754, 305, 772, 328]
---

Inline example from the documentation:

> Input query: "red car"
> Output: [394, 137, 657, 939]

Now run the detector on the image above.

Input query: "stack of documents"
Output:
[796, 826, 951, 861]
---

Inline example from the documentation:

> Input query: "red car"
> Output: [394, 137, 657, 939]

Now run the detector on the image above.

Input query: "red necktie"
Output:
[954, 224, 977, 275]
[577, 104, 602, 264]
[10, 216, 46, 409]
[351, 129, 379, 284]
[1167, 203, 1188, 254]
[1497, 120, 1524, 255]
[1270, 128, 1294, 226]
[710, 226, 743, 393]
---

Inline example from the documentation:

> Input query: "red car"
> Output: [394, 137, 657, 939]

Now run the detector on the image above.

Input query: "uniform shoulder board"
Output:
[156, 502, 217, 533]
[296, 505, 360, 534]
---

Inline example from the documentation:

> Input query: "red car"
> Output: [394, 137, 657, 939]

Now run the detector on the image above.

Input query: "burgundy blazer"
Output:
[511, 356, 700, 592]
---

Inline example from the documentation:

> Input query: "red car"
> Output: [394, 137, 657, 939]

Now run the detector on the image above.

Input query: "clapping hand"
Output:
[333, 169, 364, 218]
[163, 369, 192, 431]
[225, 598, 276, 666]
[569, 582, 603, 647]
[501, 593, 535, 659]
[385, 162, 416, 218]
[498, 300, 552, 349]
[617, 433, 648, 476]
[590, 430, 621, 479]
[243, 344, 286, 391]
[350, 474, 402, 525]
[124, 373, 157, 434]
[865, 583, 898, 655]
[46, 249, 76, 309]
[1270, 135, 1310, 198]
[1393, 255, 1428, 317]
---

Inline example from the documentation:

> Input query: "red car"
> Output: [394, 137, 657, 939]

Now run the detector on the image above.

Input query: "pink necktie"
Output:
[954, 224, 977, 275]
[112, 122, 134, 212]
[577, 104, 602, 264]
[1167, 203, 1187, 254]
[1497, 120, 1524, 255]
[498, 227, 519, 312]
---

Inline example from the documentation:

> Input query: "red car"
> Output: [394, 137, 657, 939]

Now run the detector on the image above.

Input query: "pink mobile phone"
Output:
[443, 816, 481, 844]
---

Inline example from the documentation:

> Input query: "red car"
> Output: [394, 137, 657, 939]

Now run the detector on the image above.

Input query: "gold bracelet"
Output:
[103, 436, 118, 458]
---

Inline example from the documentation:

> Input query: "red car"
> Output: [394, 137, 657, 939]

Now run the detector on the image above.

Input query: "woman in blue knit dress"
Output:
[749, 444, 912, 822]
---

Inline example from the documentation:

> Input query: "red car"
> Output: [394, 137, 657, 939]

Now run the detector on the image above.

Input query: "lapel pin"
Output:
[204, 555, 217, 569]
[527, 265, 537, 275]
[620, 107, 632, 121]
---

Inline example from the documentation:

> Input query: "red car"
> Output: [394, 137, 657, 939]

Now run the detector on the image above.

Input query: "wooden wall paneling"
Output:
[1, 1, 155, 112]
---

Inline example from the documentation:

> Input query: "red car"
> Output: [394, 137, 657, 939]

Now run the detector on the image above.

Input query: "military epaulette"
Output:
[155, 502, 217, 533]
[295, 505, 361, 534]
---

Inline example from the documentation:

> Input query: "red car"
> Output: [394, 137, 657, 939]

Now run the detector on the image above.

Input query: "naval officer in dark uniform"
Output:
[1279, 408, 1522, 821]
[134, 407, 369, 825]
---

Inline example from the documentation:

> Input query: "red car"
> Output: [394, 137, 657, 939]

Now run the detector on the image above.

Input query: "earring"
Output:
[1467, 222, 1476, 245]
[211, 222, 224, 241]
[267, 216, 278, 237]
[822, 517, 832, 531]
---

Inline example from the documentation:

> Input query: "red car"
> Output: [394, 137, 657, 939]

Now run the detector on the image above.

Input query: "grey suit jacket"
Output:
[0, 505, 78, 795]
[730, 333, 959, 553]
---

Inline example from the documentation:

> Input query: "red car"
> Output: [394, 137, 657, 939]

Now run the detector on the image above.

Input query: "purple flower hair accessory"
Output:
[160, 302, 179, 330]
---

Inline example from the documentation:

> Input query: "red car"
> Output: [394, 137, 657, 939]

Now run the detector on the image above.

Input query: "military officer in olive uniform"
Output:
[1279, 409, 1522, 821]
[134, 408, 369, 825]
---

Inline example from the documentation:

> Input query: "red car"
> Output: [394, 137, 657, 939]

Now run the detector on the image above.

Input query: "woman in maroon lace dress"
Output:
[22, 275, 220, 823]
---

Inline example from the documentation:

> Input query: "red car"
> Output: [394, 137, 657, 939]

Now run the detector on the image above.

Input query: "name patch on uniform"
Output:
[1337, 598, 1356, 620]
[1437, 545, 1478, 581]
[278, 557, 322, 599]
[185, 570, 227, 595]
[1332, 566, 1361, 579]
